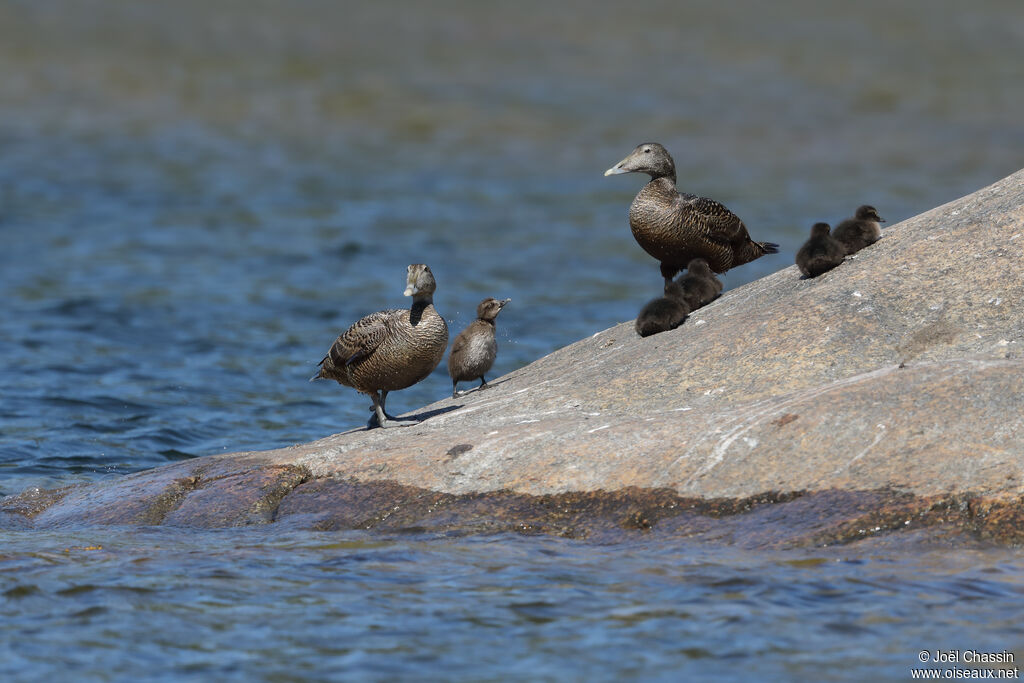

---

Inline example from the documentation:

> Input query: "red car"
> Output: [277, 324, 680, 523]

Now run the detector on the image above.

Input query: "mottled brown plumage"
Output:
[448, 297, 510, 398]
[674, 258, 723, 310]
[796, 223, 846, 278]
[605, 143, 778, 281]
[312, 264, 449, 428]
[833, 205, 885, 255]
[635, 281, 690, 337]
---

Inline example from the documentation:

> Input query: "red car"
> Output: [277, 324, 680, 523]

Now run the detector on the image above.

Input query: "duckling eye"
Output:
[643, 148, 651, 153]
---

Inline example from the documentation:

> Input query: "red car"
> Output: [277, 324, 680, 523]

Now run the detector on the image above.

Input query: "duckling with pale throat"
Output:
[448, 297, 510, 398]
[796, 223, 846, 278]
[605, 142, 779, 283]
[833, 205, 885, 255]
[312, 264, 449, 429]
[674, 257, 723, 310]
[635, 281, 690, 337]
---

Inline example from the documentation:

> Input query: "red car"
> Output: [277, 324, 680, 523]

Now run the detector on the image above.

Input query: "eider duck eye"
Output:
[643, 148, 651, 153]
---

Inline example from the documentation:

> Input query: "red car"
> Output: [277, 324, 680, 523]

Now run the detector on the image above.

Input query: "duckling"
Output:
[674, 258, 723, 310]
[605, 142, 779, 282]
[833, 205, 885, 255]
[635, 281, 691, 337]
[311, 264, 449, 428]
[796, 223, 846, 278]
[448, 297, 510, 398]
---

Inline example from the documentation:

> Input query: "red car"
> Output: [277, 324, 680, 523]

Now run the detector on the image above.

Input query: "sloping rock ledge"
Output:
[4, 168, 1024, 548]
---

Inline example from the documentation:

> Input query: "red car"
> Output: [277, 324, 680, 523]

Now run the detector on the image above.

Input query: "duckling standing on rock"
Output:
[635, 281, 691, 337]
[796, 223, 846, 278]
[448, 297, 510, 398]
[833, 205, 885, 255]
[605, 142, 779, 283]
[312, 264, 449, 429]
[674, 257, 723, 310]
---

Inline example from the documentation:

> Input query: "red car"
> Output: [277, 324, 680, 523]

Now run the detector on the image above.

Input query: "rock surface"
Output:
[5, 169, 1024, 545]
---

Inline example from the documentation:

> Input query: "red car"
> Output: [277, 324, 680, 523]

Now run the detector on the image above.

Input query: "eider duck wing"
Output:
[327, 309, 398, 368]
[682, 195, 747, 243]
[449, 329, 469, 357]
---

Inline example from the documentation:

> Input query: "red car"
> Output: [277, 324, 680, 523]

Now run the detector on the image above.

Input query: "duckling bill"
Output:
[833, 205, 885, 255]
[795, 223, 845, 278]
[605, 142, 778, 282]
[311, 264, 449, 429]
[448, 297, 510, 398]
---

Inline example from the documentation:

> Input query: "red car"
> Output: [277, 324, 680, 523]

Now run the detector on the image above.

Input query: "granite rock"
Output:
[4, 169, 1024, 545]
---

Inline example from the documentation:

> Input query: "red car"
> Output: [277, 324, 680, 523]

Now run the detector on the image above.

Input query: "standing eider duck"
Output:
[635, 281, 690, 337]
[605, 142, 779, 282]
[833, 205, 885, 255]
[674, 258, 723, 310]
[796, 223, 846, 278]
[448, 297, 510, 398]
[312, 264, 449, 428]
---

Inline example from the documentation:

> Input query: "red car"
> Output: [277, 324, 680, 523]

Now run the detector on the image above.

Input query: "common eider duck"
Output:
[448, 297, 510, 398]
[833, 205, 885, 255]
[635, 281, 691, 337]
[675, 258, 722, 310]
[312, 264, 449, 428]
[605, 142, 779, 282]
[796, 223, 846, 278]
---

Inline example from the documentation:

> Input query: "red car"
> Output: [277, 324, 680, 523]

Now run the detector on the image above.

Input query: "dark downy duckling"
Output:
[605, 142, 779, 282]
[635, 281, 691, 337]
[796, 223, 846, 278]
[674, 257, 723, 310]
[312, 264, 449, 429]
[833, 205, 885, 255]
[448, 297, 511, 398]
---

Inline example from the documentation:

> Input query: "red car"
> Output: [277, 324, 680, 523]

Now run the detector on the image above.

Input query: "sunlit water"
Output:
[2, 1, 1023, 679]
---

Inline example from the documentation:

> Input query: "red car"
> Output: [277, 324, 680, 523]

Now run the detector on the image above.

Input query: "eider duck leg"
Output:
[367, 390, 417, 429]
[660, 262, 682, 284]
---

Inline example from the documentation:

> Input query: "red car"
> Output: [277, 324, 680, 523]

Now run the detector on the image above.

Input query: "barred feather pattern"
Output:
[629, 177, 776, 274]
[316, 302, 448, 394]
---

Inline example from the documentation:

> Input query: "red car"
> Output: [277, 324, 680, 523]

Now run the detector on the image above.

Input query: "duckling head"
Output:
[686, 258, 713, 278]
[855, 205, 885, 223]
[810, 222, 832, 238]
[664, 281, 685, 300]
[604, 142, 676, 181]
[476, 297, 511, 322]
[404, 264, 437, 298]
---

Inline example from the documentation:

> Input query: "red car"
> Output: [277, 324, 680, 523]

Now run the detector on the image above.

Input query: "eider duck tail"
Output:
[309, 358, 328, 382]
[759, 241, 780, 254]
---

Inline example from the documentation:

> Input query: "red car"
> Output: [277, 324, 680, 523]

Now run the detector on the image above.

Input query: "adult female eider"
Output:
[448, 297, 510, 398]
[833, 205, 885, 255]
[796, 223, 845, 278]
[605, 142, 779, 282]
[635, 281, 690, 337]
[311, 264, 449, 428]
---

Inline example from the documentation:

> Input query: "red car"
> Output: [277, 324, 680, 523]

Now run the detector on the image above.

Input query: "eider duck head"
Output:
[810, 222, 832, 238]
[476, 297, 510, 322]
[686, 258, 714, 278]
[403, 264, 437, 299]
[855, 205, 885, 223]
[604, 142, 676, 182]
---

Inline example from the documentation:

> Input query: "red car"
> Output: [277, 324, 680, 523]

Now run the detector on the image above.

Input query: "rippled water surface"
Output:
[2, 1, 1023, 679]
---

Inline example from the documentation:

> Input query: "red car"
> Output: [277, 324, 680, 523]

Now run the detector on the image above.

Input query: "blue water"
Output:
[2, 1, 1024, 679]
[3, 529, 1024, 682]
